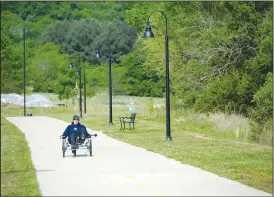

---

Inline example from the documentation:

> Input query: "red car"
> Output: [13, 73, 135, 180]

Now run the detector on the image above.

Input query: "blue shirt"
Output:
[62, 122, 89, 137]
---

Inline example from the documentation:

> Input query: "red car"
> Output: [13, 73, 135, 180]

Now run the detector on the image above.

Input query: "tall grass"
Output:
[172, 110, 252, 142]
[139, 97, 254, 144]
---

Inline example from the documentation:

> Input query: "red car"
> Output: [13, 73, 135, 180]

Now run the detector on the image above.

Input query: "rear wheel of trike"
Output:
[89, 138, 92, 157]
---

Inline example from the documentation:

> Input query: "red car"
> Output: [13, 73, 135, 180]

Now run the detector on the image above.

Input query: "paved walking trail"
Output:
[6, 116, 272, 196]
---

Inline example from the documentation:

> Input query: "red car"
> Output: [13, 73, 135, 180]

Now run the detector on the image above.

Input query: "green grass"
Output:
[1, 93, 272, 194]
[1, 117, 41, 196]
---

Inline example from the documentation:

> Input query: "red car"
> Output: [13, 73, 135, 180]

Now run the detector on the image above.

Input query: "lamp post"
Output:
[84, 64, 86, 114]
[69, 57, 83, 118]
[23, 18, 26, 117]
[143, 11, 172, 141]
[96, 49, 114, 126]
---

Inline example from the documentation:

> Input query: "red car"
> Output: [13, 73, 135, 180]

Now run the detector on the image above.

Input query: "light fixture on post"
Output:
[95, 48, 114, 126]
[143, 11, 172, 141]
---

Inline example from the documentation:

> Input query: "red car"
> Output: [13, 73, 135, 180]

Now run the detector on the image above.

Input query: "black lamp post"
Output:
[69, 57, 83, 118]
[84, 64, 86, 114]
[95, 49, 114, 126]
[23, 18, 26, 117]
[143, 11, 172, 141]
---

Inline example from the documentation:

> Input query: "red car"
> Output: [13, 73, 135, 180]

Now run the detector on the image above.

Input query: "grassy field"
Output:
[1, 117, 41, 196]
[1, 93, 272, 193]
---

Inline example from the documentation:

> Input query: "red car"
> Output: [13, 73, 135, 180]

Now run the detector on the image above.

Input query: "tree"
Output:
[1, 11, 24, 93]
[28, 42, 70, 93]
[41, 19, 138, 64]
[249, 72, 272, 144]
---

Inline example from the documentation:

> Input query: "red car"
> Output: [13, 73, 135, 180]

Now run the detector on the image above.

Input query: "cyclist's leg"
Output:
[69, 133, 77, 149]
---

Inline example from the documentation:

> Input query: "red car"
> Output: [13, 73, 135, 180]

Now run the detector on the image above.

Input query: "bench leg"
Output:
[123, 122, 125, 130]
[120, 118, 122, 130]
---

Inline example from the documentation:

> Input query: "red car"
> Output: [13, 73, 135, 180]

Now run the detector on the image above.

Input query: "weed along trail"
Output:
[6, 116, 271, 196]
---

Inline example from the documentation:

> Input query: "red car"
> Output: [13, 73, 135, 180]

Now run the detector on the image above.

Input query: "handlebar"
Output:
[86, 134, 97, 138]
[60, 134, 97, 139]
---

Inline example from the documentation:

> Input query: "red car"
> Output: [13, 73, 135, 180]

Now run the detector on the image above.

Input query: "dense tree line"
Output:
[124, 2, 272, 144]
[1, 2, 272, 144]
[1, 2, 137, 95]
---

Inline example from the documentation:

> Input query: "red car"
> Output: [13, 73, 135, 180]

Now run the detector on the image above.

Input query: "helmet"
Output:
[73, 115, 80, 120]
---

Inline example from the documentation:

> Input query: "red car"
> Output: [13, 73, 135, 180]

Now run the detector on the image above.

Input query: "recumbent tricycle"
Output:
[60, 133, 97, 157]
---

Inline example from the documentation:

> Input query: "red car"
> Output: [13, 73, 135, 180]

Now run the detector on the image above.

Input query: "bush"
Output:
[248, 72, 272, 145]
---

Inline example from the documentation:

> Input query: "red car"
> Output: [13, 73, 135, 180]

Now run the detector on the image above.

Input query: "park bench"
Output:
[119, 113, 137, 130]
[57, 103, 66, 107]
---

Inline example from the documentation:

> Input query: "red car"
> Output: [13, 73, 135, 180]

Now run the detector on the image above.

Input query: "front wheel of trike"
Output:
[62, 139, 66, 157]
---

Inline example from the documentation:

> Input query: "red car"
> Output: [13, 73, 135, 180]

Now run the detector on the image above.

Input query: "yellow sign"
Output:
[74, 82, 78, 90]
